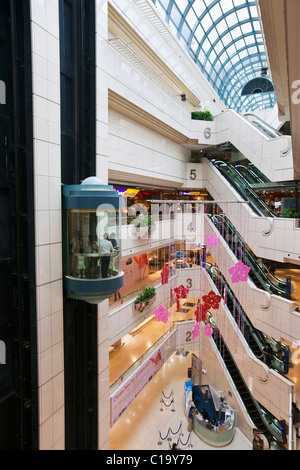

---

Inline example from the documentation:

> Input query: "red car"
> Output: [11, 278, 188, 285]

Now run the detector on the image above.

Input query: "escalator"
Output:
[205, 261, 287, 375]
[211, 326, 287, 448]
[209, 212, 287, 298]
[211, 160, 275, 218]
[234, 163, 271, 185]
[243, 113, 283, 139]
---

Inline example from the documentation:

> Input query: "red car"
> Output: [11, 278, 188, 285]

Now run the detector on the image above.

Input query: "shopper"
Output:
[187, 406, 196, 432]
[99, 233, 114, 278]
[201, 408, 209, 420]
[76, 248, 86, 278]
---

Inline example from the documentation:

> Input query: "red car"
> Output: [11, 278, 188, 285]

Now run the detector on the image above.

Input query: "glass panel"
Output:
[220, 0, 234, 14]
[201, 12, 213, 30]
[236, 7, 249, 22]
[170, 4, 182, 28]
[186, 8, 198, 26]
[193, 0, 205, 17]
[176, 0, 189, 12]
[67, 208, 121, 280]
[194, 25, 205, 42]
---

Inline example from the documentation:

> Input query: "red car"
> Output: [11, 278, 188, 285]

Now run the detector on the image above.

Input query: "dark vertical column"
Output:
[0, 0, 37, 449]
[59, 0, 97, 450]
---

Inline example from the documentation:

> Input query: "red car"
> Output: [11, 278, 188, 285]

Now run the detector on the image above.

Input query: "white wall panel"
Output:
[30, 0, 64, 450]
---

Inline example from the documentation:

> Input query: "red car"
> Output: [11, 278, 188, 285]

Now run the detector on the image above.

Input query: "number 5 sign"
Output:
[186, 163, 202, 184]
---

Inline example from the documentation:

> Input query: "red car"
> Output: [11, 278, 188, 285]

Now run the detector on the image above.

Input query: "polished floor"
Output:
[109, 266, 300, 450]
[109, 352, 253, 451]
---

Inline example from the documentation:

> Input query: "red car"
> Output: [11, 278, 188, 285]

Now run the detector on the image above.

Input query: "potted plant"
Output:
[134, 286, 156, 312]
[191, 110, 214, 121]
[279, 208, 299, 218]
[132, 215, 155, 238]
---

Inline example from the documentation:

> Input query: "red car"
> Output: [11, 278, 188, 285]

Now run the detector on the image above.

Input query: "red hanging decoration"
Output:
[161, 264, 169, 285]
[174, 284, 189, 311]
[202, 290, 222, 310]
[195, 304, 208, 322]
[174, 284, 189, 299]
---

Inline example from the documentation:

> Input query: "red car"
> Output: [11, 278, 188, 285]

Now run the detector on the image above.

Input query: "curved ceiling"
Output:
[151, 0, 276, 112]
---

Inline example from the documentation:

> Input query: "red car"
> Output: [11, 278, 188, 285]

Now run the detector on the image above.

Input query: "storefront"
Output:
[111, 184, 211, 223]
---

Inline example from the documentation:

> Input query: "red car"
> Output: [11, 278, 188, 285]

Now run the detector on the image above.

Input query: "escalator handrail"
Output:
[209, 213, 286, 297]
[243, 113, 283, 139]
[212, 160, 275, 218]
[247, 163, 271, 184]
[205, 262, 286, 374]
[234, 164, 268, 185]
[213, 212, 286, 289]
[210, 325, 281, 444]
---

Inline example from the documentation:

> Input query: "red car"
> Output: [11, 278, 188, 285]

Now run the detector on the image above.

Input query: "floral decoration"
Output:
[205, 233, 220, 247]
[195, 304, 208, 322]
[228, 260, 251, 283]
[174, 284, 189, 311]
[202, 290, 222, 310]
[153, 304, 171, 324]
[174, 285, 189, 299]
[192, 322, 200, 340]
[204, 323, 213, 338]
[161, 264, 170, 285]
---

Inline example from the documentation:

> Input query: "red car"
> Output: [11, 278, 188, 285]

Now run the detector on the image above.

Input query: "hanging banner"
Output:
[110, 343, 167, 426]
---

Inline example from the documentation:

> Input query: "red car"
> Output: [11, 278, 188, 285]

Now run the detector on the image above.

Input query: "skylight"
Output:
[151, 0, 276, 112]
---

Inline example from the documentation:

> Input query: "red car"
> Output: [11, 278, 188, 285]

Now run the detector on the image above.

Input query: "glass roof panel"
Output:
[151, 0, 276, 111]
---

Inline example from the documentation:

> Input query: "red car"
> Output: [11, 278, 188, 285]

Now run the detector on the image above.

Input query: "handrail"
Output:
[109, 325, 176, 395]
[243, 113, 283, 139]
[205, 261, 286, 374]
[212, 160, 275, 218]
[209, 213, 286, 297]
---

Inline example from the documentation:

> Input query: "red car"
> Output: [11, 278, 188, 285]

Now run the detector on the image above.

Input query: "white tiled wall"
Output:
[30, 0, 64, 450]
[96, 0, 111, 451]
[108, 109, 190, 186]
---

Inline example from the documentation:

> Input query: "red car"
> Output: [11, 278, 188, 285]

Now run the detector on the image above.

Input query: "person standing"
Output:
[99, 233, 113, 278]
[187, 406, 196, 433]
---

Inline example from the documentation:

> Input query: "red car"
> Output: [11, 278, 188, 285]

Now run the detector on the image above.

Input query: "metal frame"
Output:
[152, 0, 276, 111]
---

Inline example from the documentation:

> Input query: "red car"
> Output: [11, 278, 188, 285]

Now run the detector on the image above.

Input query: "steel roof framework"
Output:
[151, 0, 276, 111]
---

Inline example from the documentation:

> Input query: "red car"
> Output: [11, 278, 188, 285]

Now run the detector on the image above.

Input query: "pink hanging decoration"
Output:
[204, 323, 213, 338]
[195, 304, 208, 322]
[205, 233, 220, 247]
[153, 305, 171, 324]
[161, 264, 169, 285]
[228, 260, 251, 283]
[202, 290, 222, 310]
[192, 322, 200, 340]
